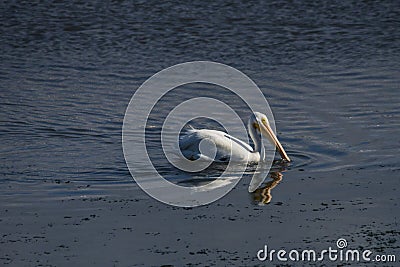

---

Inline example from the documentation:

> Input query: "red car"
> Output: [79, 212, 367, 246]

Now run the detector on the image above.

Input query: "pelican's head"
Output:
[249, 112, 291, 161]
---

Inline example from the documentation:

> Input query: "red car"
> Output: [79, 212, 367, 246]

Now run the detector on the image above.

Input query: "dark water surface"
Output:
[1, 1, 399, 266]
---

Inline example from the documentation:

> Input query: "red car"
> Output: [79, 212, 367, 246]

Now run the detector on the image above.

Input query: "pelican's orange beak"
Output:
[259, 120, 291, 162]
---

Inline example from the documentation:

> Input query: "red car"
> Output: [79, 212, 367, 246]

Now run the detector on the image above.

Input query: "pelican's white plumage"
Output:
[179, 112, 290, 163]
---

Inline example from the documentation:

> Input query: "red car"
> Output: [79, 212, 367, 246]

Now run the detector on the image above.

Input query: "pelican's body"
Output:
[179, 112, 290, 163]
[180, 128, 261, 162]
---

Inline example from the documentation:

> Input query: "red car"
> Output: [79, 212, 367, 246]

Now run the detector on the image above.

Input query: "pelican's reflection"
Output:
[174, 159, 289, 204]
[251, 171, 283, 205]
[250, 160, 289, 205]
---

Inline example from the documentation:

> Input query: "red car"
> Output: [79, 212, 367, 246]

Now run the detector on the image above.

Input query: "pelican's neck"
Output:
[248, 124, 262, 153]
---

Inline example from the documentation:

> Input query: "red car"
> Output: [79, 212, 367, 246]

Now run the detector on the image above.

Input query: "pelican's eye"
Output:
[253, 122, 260, 130]
[261, 118, 267, 125]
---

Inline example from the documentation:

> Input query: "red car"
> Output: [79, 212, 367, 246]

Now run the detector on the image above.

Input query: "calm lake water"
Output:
[1, 1, 399, 266]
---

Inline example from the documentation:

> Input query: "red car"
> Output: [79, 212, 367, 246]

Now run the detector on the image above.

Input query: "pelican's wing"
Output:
[179, 129, 254, 162]
[223, 133, 254, 153]
[179, 129, 213, 160]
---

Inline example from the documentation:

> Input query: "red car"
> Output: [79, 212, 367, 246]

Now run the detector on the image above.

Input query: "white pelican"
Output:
[179, 112, 291, 163]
